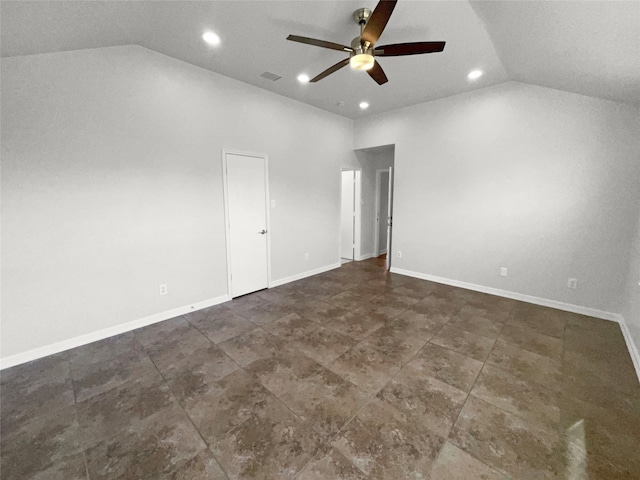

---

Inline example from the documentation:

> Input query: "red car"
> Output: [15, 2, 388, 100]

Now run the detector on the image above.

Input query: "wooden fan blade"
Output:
[367, 60, 388, 85]
[287, 35, 352, 52]
[310, 58, 350, 82]
[374, 41, 446, 56]
[361, 0, 398, 45]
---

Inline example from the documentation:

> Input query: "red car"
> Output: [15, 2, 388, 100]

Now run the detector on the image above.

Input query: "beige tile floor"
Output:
[2, 258, 639, 479]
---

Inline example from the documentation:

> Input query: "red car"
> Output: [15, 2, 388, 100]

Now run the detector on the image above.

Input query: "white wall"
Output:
[622, 213, 640, 375]
[354, 82, 640, 316]
[1, 45, 354, 362]
[3, 51, 639, 367]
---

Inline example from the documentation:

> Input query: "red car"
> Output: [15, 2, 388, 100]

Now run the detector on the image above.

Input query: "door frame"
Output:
[339, 168, 362, 262]
[222, 149, 272, 297]
[385, 166, 394, 271]
[373, 168, 390, 257]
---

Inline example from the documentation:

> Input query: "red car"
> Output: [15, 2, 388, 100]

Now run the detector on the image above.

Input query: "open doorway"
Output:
[374, 168, 390, 257]
[373, 168, 389, 257]
[341, 169, 361, 263]
[375, 167, 394, 270]
[349, 144, 395, 268]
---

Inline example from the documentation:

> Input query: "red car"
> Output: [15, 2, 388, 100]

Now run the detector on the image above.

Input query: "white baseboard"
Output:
[270, 263, 341, 288]
[619, 316, 640, 383]
[379, 249, 388, 255]
[357, 253, 374, 261]
[0, 295, 230, 370]
[390, 267, 621, 322]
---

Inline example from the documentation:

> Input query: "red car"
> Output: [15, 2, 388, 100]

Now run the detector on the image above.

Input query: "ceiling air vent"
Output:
[259, 71, 282, 82]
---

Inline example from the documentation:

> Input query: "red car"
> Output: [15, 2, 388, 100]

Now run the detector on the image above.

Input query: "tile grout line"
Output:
[9, 260, 638, 479]
[450, 302, 574, 477]
[82, 448, 91, 480]
[140, 328, 236, 480]
[67, 355, 93, 480]
[2, 258, 636, 478]
[290, 288, 434, 477]
[312, 290, 468, 478]
[208, 299, 365, 479]
[69, 335, 183, 479]
[500, 321, 565, 361]
[285, 278, 436, 477]
[326, 289, 515, 477]
[445, 300, 515, 479]
[176, 299, 313, 475]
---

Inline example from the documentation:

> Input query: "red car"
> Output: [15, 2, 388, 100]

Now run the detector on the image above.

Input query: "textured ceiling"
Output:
[470, 0, 640, 105]
[2, 1, 638, 118]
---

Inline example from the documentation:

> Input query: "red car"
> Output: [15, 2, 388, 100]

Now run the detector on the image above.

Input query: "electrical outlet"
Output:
[500, 267, 508, 277]
[304, 253, 309, 261]
[397, 250, 402, 258]
[159, 284, 168, 296]
[567, 278, 577, 289]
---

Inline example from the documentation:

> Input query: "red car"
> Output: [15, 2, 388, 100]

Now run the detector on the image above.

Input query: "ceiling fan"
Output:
[286, 0, 445, 85]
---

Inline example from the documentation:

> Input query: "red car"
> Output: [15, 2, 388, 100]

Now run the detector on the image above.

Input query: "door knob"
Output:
[259, 229, 267, 234]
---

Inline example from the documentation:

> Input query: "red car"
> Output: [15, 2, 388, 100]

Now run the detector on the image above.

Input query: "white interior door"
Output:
[225, 153, 269, 297]
[386, 166, 394, 270]
[341, 170, 355, 260]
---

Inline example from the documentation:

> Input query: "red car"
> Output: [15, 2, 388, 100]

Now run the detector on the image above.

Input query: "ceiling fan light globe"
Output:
[350, 53, 375, 71]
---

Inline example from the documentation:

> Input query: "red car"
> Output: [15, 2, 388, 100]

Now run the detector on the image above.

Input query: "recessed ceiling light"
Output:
[359, 101, 369, 110]
[297, 74, 310, 83]
[467, 69, 483, 80]
[202, 31, 221, 46]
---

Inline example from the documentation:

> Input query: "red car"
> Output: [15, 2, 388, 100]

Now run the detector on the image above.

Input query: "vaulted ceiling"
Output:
[2, 1, 638, 118]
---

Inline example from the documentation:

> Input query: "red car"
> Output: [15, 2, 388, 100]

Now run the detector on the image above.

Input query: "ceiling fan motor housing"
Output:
[351, 36, 374, 57]
[352, 8, 373, 51]
[286, 0, 445, 85]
